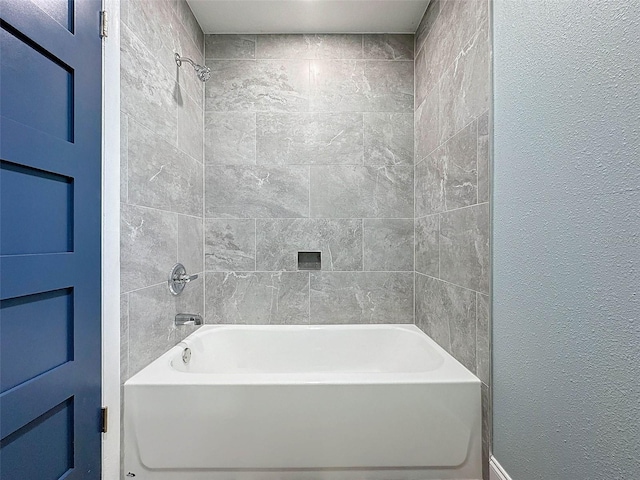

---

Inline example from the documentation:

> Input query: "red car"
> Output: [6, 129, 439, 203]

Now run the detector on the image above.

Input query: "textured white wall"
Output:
[492, 0, 640, 478]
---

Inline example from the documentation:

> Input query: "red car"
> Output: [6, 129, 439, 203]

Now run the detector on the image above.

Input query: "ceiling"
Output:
[186, 0, 430, 34]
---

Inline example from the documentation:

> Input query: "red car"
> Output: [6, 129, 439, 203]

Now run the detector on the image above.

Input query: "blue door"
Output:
[0, 0, 102, 478]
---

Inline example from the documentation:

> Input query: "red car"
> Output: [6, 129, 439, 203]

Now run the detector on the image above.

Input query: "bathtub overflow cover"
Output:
[182, 347, 191, 364]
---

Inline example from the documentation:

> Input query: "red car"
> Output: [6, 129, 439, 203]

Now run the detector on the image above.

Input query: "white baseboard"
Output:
[490, 456, 513, 480]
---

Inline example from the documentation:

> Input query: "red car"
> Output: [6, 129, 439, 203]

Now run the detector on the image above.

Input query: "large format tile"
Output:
[205, 165, 309, 218]
[177, 94, 204, 162]
[363, 219, 414, 271]
[418, 0, 480, 110]
[125, 0, 180, 77]
[440, 119, 479, 212]
[175, 0, 205, 55]
[256, 219, 362, 271]
[310, 166, 413, 218]
[256, 113, 363, 165]
[120, 0, 129, 24]
[415, 274, 476, 372]
[449, 289, 478, 374]
[365, 61, 414, 112]
[415, 120, 478, 216]
[309, 60, 413, 112]
[481, 382, 491, 480]
[127, 0, 204, 106]
[121, 24, 177, 143]
[205, 60, 310, 112]
[173, 28, 206, 110]
[414, 45, 432, 110]
[364, 113, 413, 166]
[120, 294, 129, 382]
[477, 111, 490, 203]
[121, 204, 177, 293]
[415, 274, 450, 351]
[309, 60, 367, 112]
[175, 44, 206, 111]
[128, 277, 203, 375]
[205, 35, 256, 59]
[256, 34, 363, 59]
[205, 272, 310, 324]
[310, 272, 413, 324]
[178, 215, 204, 274]
[127, 120, 203, 216]
[414, 86, 439, 162]
[439, 22, 489, 143]
[128, 283, 176, 375]
[363, 34, 414, 60]
[415, 0, 440, 55]
[476, 292, 490, 385]
[204, 219, 256, 271]
[415, 215, 439, 276]
[478, 0, 489, 30]
[415, 154, 442, 218]
[439, 203, 490, 293]
[204, 112, 256, 165]
[121, 113, 129, 203]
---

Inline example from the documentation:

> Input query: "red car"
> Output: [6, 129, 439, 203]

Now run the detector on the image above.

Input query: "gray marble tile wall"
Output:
[413, 1, 491, 478]
[203, 34, 415, 325]
[120, 0, 205, 385]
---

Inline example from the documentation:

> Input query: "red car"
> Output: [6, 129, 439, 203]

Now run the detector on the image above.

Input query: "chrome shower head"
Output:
[193, 63, 211, 82]
[175, 53, 211, 82]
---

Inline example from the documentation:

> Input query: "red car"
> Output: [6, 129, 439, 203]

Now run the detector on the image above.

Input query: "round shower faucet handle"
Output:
[168, 263, 198, 295]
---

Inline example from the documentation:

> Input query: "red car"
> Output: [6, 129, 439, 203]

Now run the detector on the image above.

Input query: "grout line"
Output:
[308, 165, 311, 218]
[476, 117, 480, 205]
[437, 214, 441, 278]
[414, 201, 489, 220]
[415, 271, 485, 295]
[203, 270, 415, 274]
[203, 217, 416, 221]
[121, 201, 202, 220]
[122, 280, 168, 295]
[253, 112, 258, 165]
[361, 113, 365, 166]
[308, 271, 311, 324]
[204, 57, 414, 63]
[124, 292, 130, 382]
[475, 291, 479, 375]
[204, 110, 415, 115]
[202, 60, 207, 321]
[361, 219, 366, 271]
[210, 162, 415, 167]
[175, 213, 179, 262]
[123, 113, 129, 204]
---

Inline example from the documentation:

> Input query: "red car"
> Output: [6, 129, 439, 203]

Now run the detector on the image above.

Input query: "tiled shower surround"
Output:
[203, 34, 416, 325]
[120, 0, 492, 478]
[120, 0, 205, 381]
[414, 0, 491, 477]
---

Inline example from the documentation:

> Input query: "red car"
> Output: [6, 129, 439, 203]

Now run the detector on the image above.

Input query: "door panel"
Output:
[0, 0, 102, 477]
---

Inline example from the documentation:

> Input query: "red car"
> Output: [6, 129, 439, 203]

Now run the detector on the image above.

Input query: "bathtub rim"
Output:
[124, 324, 480, 387]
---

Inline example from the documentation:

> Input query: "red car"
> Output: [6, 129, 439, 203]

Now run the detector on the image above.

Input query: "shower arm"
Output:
[174, 53, 211, 82]
[174, 53, 196, 68]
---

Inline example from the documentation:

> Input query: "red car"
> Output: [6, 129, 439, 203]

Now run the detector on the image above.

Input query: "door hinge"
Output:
[100, 407, 108, 433]
[100, 10, 108, 38]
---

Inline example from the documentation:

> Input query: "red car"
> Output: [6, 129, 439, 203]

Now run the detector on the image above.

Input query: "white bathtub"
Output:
[124, 325, 481, 480]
